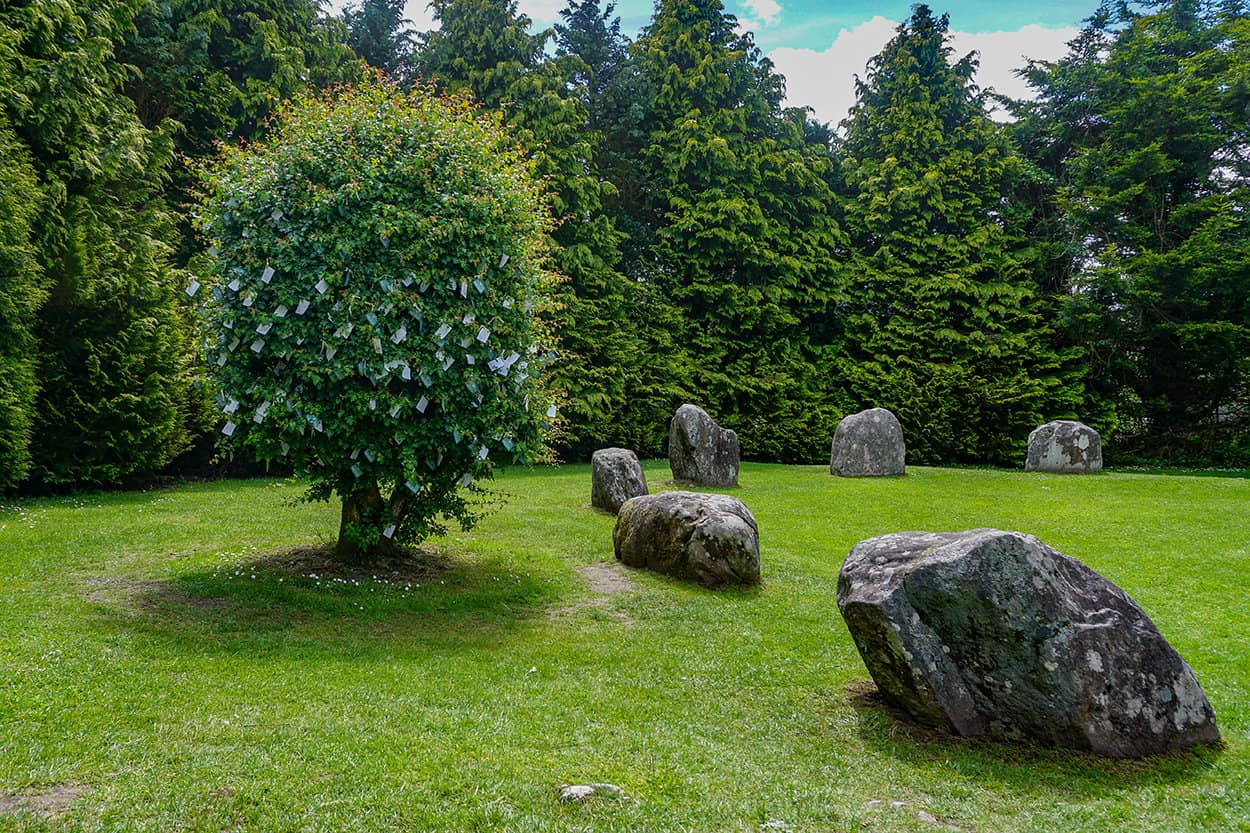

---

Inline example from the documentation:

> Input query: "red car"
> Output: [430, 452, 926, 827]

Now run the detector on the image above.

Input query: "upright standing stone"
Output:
[830, 408, 906, 476]
[613, 491, 759, 588]
[591, 448, 648, 514]
[1026, 420, 1102, 473]
[668, 404, 739, 487]
[836, 528, 1220, 758]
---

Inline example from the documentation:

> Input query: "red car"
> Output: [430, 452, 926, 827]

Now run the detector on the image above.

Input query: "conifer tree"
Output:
[341, 0, 417, 82]
[2, 0, 193, 487]
[1014, 0, 1250, 462]
[119, 0, 364, 263]
[0, 116, 43, 491]
[836, 5, 1085, 465]
[627, 0, 846, 461]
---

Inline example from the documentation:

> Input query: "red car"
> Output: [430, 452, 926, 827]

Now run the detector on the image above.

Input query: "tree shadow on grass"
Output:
[843, 679, 1222, 795]
[86, 544, 566, 659]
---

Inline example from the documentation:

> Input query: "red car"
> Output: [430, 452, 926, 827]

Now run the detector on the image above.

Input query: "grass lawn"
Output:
[1, 463, 1247, 832]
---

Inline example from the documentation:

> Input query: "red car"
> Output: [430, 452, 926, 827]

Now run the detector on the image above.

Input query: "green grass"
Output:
[1, 463, 1247, 832]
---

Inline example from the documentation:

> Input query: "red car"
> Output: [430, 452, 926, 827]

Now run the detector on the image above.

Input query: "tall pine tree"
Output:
[2, 0, 193, 487]
[836, 5, 1085, 465]
[341, 0, 417, 82]
[627, 0, 846, 461]
[1015, 0, 1250, 463]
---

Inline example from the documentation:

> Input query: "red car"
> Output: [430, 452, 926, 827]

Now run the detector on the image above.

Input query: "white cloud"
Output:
[769, 19, 1079, 129]
[516, 0, 565, 27]
[741, 0, 782, 28]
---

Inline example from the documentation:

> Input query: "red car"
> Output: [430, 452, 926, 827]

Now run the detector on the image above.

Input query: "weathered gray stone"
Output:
[830, 408, 906, 477]
[836, 529, 1219, 758]
[590, 448, 648, 514]
[613, 491, 759, 588]
[1026, 420, 1102, 473]
[668, 404, 739, 487]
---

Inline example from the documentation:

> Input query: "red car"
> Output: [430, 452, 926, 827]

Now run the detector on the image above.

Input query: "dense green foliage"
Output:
[418, 0, 647, 459]
[1014, 0, 1250, 463]
[196, 80, 557, 560]
[341, 0, 416, 82]
[1, 0, 193, 488]
[0, 118, 43, 490]
[836, 7, 1087, 465]
[2, 464, 1247, 830]
[119, 0, 364, 262]
[623, 0, 847, 461]
[2, 0, 1249, 491]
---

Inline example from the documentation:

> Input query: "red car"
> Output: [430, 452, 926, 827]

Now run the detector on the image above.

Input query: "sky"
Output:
[331, 0, 1100, 127]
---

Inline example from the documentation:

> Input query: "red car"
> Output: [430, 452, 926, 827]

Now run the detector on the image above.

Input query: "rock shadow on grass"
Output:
[843, 679, 1221, 788]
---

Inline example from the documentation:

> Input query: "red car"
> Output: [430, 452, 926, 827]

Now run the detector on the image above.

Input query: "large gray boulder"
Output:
[1026, 420, 1102, 473]
[613, 491, 759, 588]
[830, 408, 906, 476]
[590, 448, 648, 514]
[668, 404, 739, 487]
[836, 529, 1219, 758]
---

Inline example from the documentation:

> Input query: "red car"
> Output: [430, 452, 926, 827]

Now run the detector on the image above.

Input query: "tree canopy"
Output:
[196, 79, 557, 560]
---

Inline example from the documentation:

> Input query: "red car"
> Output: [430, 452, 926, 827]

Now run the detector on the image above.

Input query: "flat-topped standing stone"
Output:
[668, 404, 739, 487]
[590, 448, 648, 514]
[1026, 420, 1102, 473]
[836, 528, 1220, 758]
[830, 408, 906, 476]
[613, 491, 759, 588]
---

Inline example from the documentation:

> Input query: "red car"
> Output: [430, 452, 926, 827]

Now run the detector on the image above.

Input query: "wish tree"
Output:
[196, 79, 558, 562]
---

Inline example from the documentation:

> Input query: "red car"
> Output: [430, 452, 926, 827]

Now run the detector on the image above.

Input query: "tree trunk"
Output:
[335, 483, 399, 564]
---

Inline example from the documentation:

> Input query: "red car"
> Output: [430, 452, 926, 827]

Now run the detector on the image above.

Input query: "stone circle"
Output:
[590, 447, 648, 514]
[830, 408, 906, 476]
[1026, 420, 1102, 473]
[668, 404, 739, 487]
[836, 528, 1219, 757]
[613, 491, 759, 588]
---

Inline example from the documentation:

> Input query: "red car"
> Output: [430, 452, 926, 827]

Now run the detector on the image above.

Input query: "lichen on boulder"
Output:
[836, 528, 1219, 757]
